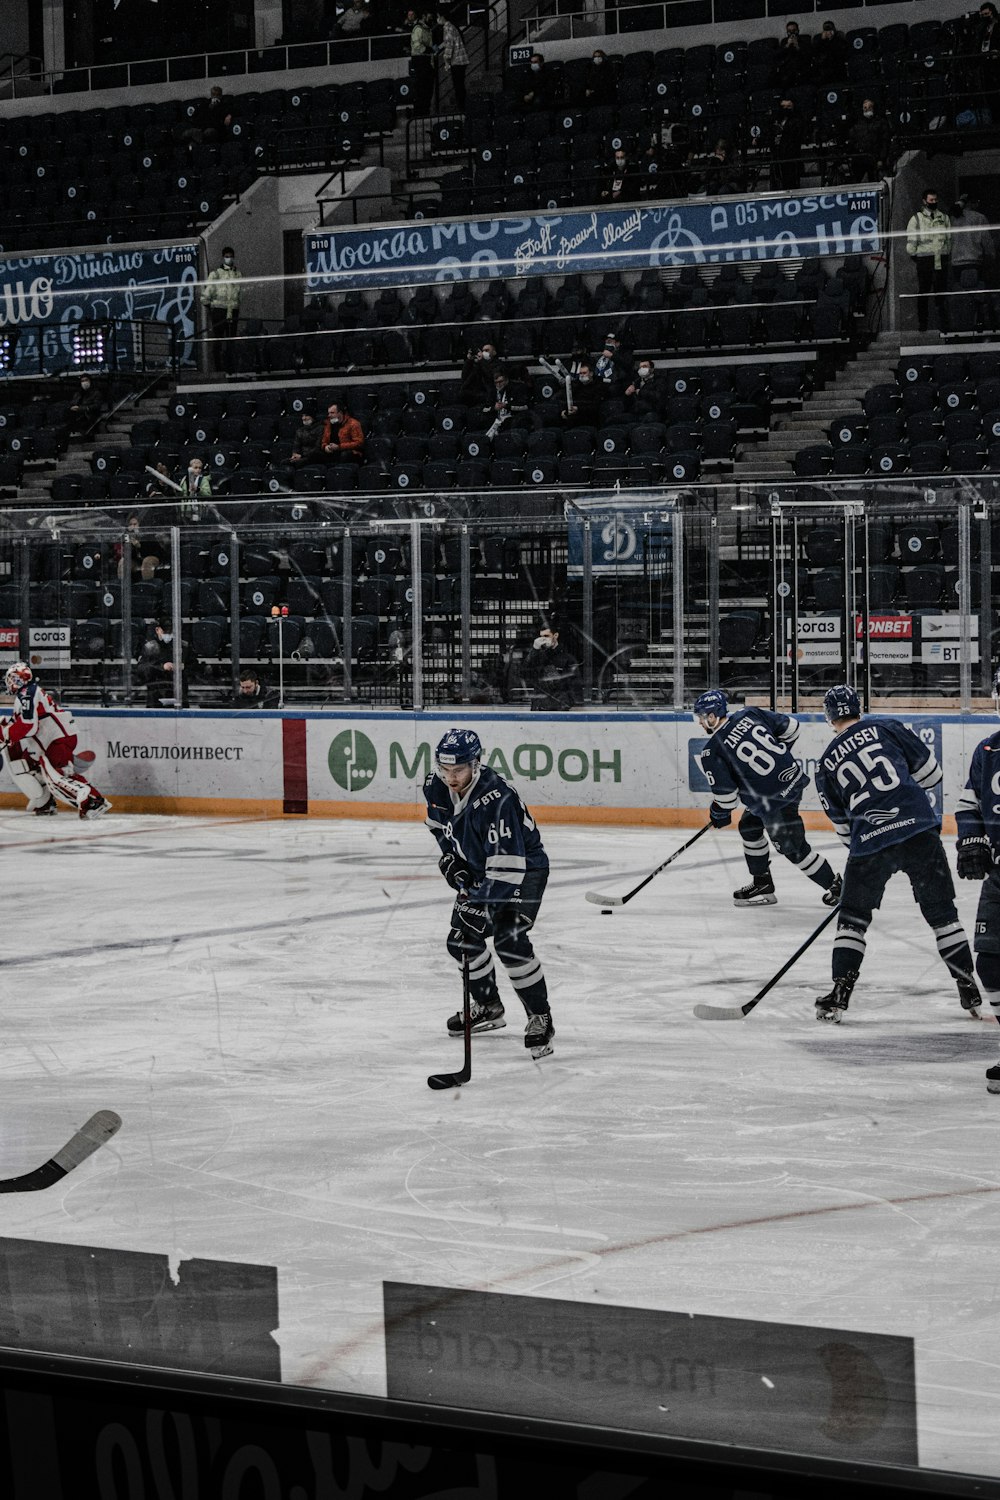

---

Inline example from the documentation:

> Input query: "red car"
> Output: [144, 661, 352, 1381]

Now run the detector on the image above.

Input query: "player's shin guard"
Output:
[934, 920, 974, 980]
[976, 954, 1000, 1023]
[794, 847, 837, 891]
[832, 915, 868, 980]
[35, 748, 91, 809]
[502, 954, 549, 1017]
[739, 832, 770, 877]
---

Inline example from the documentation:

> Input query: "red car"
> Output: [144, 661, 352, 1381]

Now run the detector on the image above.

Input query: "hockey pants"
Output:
[447, 869, 549, 1016]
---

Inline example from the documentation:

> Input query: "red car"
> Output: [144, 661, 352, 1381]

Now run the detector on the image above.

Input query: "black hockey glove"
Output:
[709, 801, 732, 828]
[957, 835, 993, 881]
[456, 900, 490, 938]
[439, 851, 472, 892]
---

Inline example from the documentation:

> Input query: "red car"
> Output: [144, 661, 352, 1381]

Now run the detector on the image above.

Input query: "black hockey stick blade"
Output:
[427, 956, 472, 1090]
[694, 905, 840, 1021]
[585, 822, 713, 907]
[0, 1109, 122, 1193]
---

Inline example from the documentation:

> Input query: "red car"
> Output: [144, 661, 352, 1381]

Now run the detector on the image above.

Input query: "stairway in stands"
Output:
[730, 329, 903, 485]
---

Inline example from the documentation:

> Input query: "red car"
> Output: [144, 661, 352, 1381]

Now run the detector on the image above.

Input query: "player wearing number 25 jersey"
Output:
[813, 684, 980, 1024]
[693, 691, 840, 909]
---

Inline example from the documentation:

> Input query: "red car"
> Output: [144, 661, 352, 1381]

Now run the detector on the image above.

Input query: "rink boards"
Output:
[3, 708, 987, 828]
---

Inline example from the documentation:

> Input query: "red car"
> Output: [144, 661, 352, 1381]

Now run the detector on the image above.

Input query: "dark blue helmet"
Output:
[824, 683, 861, 724]
[435, 727, 483, 768]
[692, 689, 728, 724]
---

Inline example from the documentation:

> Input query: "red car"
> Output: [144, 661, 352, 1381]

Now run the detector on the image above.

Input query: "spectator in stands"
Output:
[178, 85, 234, 146]
[976, 2, 1000, 75]
[483, 367, 530, 433]
[202, 246, 243, 376]
[594, 331, 630, 395]
[289, 410, 322, 467]
[436, 9, 469, 111]
[145, 460, 175, 500]
[116, 514, 163, 583]
[697, 139, 742, 196]
[811, 20, 847, 83]
[522, 621, 582, 711]
[136, 622, 197, 709]
[520, 53, 554, 110]
[407, 10, 436, 116]
[601, 146, 641, 204]
[178, 457, 212, 520]
[319, 400, 365, 462]
[770, 98, 804, 191]
[68, 374, 103, 433]
[624, 358, 665, 419]
[460, 342, 499, 405]
[337, 0, 372, 35]
[642, 125, 689, 200]
[583, 49, 616, 107]
[844, 97, 892, 183]
[906, 188, 951, 333]
[777, 21, 809, 86]
[561, 361, 603, 426]
[950, 193, 995, 286]
[223, 667, 280, 709]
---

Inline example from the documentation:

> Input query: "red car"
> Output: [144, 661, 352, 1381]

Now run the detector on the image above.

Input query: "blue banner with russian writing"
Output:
[0, 244, 199, 373]
[306, 188, 881, 290]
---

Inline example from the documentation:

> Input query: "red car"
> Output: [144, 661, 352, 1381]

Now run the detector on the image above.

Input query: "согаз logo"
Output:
[328, 730, 377, 792]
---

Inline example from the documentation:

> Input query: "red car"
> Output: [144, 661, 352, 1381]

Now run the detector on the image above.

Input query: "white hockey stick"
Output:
[694, 907, 840, 1020]
[585, 823, 712, 906]
[0, 1109, 121, 1193]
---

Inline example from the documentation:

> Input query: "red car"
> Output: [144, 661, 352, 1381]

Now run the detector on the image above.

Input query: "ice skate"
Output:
[821, 873, 842, 908]
[956, 974, 982, 1018]
[524, 1011, 554, 1059]
[446, 997, 505, 1037]
[815, 974, 856, 1023]
[987, 1063, 1000, 1095]
[32, 796, 57, 816]
[79, 793, 111, 821]
[733, 872, 777, 907]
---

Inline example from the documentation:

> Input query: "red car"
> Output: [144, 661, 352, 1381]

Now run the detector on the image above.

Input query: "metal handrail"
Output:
[521, 0, 945, 45]
[4, 31, 408, 101]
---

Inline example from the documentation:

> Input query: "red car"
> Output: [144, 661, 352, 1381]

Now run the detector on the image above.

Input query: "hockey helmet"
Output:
[692, 689, 728, 726]
[4, 661, 31, 695]
[824, 683, 861, 724]
[436, 727, 483, 769]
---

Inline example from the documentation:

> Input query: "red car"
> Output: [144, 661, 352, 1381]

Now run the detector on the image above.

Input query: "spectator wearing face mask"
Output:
[561, 361, 603, 426]
[811, 20, 847, 83]
[521, 53, 554, 110]
[202, 246, 243, 376]
[460, 343, 499, 405]
[845, 98, 892, 182]
[624, 358, 664, 419]
[68, 374, 103, 433]
[289, 410, 322, 468]
[906, 188, 951, 333]
[602, 146, 640, 204]
[482, 367, 530, 434]
[949, 195, 995, 288]
[583, 49, 615, 107]
[594, 331, 630, 395]
[777, 20, 809, 86]
[320, 401, 366, 462]
[770, 97, 804, 191]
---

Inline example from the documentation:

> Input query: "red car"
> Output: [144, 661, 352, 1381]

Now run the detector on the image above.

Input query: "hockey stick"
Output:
[0, 1109, 121, 1193]
[427, 954, 472, 1090]
[585, 823, 712, 907]
[693, 906, 840, 1021]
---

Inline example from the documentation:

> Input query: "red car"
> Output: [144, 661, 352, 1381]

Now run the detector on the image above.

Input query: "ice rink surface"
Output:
[2, 807, 999, 1478]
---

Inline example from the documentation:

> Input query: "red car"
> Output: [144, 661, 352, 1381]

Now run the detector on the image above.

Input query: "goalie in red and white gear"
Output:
[4, 663, 111, 819]
[0, 714, 56, 814]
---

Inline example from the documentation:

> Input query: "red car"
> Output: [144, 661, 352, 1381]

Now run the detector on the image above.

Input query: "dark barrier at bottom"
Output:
[0, 1344, 989, 1500]
[384, 1281, 919, 1467]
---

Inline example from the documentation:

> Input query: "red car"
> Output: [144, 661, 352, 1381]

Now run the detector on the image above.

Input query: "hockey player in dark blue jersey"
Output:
[814, 683, 980, 1023]
[424, 728, 554, 1060]
[955, 665, 1000, 1092]
[693, 689, 841, 908]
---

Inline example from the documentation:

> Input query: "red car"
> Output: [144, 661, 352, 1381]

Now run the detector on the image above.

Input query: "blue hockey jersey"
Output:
[816, 716, 941, 858]
[956, 728, 1000, 854]
[424, 764, 549, 905]
[700, 706, 806, 818]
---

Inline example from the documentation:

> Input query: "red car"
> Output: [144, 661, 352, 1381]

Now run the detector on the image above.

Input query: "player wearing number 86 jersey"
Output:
[693, 692, 840, 908]
[813, 687, 979, 1024]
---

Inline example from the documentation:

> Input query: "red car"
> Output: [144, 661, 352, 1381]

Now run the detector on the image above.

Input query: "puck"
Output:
[601, 908, 612, 915]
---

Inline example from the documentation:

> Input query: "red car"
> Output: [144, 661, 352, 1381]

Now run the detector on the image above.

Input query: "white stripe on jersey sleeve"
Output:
[912, 754, 943, 790]
[778, 716, 800, 745]
[714, 789, 740, 809]
[831, 820, 851, 846]
[485, 854, 527, 881]
[956, 787, 981, 815]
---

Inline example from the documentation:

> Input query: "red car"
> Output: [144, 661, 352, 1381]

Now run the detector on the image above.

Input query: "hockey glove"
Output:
[439, 851, 472, 892]
[456, 900, 490, 938]
[957, 835, 994, 881]
[709, 801, 732, 828]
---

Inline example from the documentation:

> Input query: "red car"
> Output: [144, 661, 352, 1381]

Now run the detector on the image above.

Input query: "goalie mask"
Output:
[4, 661, 31, 695]
[435, 728, 482, 770]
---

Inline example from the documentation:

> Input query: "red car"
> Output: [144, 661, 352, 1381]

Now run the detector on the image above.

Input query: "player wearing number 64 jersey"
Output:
[693, 691, 841, 908]
[814, 684, 980, 1024]
[955, 665, 1000, 1092]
